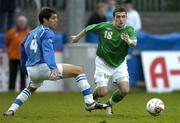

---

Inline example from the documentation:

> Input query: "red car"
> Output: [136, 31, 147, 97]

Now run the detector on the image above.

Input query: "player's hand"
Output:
[49, 69, 62, 80]
[71, 36, 79, 43]
[121, 33, 129, 42]
[121, 33, 137, 47]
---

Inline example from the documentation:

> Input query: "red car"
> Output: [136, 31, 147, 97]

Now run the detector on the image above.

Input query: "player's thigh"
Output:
[27, 63, 50, 82]
[94, 69, 110, 88]
[26, 75, 43, 92]
[61, 64, 83, 78]
[112, 59, 129, 85]
[94, 69, 109, 95]
[94, 57, 112, 94]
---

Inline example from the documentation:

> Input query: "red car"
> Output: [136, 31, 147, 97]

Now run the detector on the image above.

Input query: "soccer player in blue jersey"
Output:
[3, 7, 107, 116]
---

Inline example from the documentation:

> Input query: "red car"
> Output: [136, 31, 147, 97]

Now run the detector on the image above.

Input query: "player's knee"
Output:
[100, 88, 108, 97]
[74, 66, 84, 75]
[120, 88, 129, 96]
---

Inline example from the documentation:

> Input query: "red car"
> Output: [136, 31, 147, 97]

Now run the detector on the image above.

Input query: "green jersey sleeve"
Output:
[83, 22, 106, 33]
[127, 26, 137, 40]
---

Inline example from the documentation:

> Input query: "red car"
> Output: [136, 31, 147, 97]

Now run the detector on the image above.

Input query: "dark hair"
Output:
[39, 7, 57, 24]
[113, 7, 127, 17]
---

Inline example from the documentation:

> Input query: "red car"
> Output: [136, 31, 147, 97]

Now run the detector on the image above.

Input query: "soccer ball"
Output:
[146, 98, 165, 116]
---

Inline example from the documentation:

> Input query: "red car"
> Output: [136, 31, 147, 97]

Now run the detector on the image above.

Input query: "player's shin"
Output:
[107, 89, 124, 106]
[75, 74, 94, 104]
[8, 88, 31, 112]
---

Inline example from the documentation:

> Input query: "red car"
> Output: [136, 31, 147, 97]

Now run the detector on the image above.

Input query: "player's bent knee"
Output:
[100, 88, 108, 97]
[120, 88, 129, 96]
[100, 92, 108, 97]
[74, 66, 84, 75]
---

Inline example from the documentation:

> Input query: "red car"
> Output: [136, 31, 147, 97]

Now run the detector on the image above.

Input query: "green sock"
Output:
[107, 89, 124, 106]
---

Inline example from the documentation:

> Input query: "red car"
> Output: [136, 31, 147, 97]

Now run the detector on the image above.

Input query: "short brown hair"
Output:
[113, 7, 127, 17]
[39, 7, 57, 24]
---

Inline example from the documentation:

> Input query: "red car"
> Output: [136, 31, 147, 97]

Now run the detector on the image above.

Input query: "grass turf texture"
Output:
[0, 91, 180, 123]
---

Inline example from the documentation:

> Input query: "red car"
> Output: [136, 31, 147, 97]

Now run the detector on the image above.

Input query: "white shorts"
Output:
[94, 56, 129, 87]
[27, 63, 63, 88]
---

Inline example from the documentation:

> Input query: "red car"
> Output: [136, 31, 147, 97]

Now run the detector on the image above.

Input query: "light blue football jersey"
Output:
[21, 25, 57, 74]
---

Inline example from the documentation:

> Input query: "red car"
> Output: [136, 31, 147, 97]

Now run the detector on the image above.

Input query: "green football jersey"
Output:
[84, 22, 137, 67]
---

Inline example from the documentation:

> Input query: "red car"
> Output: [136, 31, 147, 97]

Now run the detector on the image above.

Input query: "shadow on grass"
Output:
[12, 113, 145, 120]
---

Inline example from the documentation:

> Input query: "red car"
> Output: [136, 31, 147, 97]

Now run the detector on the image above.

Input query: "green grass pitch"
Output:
[0, 91, 180, 123]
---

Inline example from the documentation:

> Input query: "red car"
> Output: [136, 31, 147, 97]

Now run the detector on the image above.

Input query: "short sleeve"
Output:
[84, 22, 105, 33]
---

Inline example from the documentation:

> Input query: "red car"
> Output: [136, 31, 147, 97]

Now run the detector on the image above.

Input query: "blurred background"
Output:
[0, 0, 180, 93]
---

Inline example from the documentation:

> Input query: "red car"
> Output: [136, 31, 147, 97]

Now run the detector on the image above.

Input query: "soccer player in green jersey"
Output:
[72, 7, 137, 115]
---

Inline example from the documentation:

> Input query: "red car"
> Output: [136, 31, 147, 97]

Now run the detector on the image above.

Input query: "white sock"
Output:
[75, 74, 94, 104]
[8, 88, 31, 112]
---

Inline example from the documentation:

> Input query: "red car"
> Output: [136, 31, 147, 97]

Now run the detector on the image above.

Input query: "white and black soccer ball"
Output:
[146, 98, 165, 116]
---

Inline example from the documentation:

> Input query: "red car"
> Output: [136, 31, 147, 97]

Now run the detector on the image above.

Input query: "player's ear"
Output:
[112, 16, 115, 21]
[43, 18, 48, 23]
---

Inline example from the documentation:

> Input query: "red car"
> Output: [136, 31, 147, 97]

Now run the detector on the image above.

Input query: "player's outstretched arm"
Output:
[121, 33, 137, 47]
[71, 30, 86, 43]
